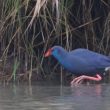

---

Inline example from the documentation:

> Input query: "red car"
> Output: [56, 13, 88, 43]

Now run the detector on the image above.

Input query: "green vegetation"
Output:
[0, 0, 110, 83]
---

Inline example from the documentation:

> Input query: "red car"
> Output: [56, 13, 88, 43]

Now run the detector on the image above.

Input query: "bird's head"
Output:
[44, 46, 66, 58]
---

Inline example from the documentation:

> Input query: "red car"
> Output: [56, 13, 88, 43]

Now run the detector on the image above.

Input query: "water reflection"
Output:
[0, 83, 109, 110]
[71, 84, 102, 97]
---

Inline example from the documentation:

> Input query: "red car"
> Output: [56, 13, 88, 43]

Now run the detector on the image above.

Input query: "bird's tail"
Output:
[105, 67, 110, 71]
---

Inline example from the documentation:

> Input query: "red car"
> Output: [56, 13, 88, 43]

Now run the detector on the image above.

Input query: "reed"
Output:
[12, 58, 20, 82]
[0, 0, 109, 83]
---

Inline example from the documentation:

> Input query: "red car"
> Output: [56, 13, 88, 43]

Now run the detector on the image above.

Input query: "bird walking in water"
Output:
[44, 46, 110, 85]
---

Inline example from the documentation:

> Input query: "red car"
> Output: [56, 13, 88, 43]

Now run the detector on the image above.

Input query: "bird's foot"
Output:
[70, 75, 86, 86]
[70, 74, 102, 86]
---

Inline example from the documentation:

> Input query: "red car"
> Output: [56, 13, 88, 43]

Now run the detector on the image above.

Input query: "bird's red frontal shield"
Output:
[44, 48, 52, 57]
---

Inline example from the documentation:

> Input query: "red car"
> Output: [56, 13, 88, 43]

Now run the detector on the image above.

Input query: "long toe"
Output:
[71, 76, 85, 86]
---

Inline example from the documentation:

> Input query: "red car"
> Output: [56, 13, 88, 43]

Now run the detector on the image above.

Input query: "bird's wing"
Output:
[69, 49, 93, 57]
[69, 48, 108, 59]
[69, 48, 110, 68]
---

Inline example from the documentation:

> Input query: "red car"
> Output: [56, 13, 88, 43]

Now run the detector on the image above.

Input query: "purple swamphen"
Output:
[44, 46, 110, 85]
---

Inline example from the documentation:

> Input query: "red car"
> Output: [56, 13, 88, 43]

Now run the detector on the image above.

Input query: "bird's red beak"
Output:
[44, 48, 52, 57]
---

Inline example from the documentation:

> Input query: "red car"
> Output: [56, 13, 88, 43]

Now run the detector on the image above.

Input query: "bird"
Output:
[44, 46, 110, 85]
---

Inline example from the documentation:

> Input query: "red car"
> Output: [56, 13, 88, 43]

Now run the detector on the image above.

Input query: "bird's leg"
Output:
[71, 74, 102, 86]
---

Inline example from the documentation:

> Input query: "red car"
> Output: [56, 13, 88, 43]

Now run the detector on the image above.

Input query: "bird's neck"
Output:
[53, 50, 68, 64]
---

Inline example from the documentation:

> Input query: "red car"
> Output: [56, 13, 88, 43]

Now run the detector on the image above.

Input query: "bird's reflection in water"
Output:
[70, 84, 102, 97]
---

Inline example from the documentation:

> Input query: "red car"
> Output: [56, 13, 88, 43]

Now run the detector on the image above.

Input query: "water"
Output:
[0, 83, 110, 110]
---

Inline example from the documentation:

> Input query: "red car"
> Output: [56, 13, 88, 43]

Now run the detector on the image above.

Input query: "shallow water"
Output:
[0, 83, 110, 110]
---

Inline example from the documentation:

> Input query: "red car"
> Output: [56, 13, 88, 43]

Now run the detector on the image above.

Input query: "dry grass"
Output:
[0, 0, 109, 83]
